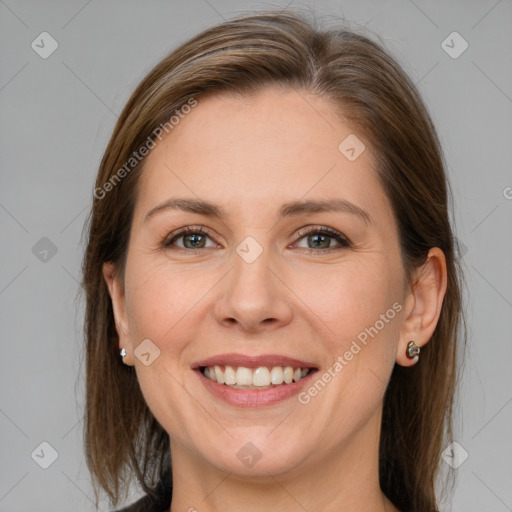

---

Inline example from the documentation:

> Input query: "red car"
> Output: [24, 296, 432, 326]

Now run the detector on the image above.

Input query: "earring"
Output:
[120, 347, 127, 362]
[406, 341, 420, 364]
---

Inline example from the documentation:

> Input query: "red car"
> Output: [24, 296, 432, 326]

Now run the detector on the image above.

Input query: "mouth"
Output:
[191, 353, 318, 406]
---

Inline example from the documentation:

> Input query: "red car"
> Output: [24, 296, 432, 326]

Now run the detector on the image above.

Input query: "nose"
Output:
[213, 244, 294, 333]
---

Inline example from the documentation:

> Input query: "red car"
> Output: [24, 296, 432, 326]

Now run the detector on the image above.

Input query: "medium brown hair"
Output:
[81, 10, 466, 511]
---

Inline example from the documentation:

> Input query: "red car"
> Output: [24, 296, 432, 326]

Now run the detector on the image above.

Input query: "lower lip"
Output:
[195, 369, 317, 407]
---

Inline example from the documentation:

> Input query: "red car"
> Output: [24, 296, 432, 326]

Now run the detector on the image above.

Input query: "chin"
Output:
[195, 434, 313, 478]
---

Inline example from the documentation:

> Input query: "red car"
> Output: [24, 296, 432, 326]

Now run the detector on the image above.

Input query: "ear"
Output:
[102, 262, 134, 366]
[396, 247, 448, 367]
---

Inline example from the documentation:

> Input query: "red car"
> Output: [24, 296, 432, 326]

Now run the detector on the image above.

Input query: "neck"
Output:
[168, 408, 399, 512]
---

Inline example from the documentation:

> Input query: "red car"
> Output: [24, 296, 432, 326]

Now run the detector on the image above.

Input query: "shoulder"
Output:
[112, 470, 172, 512]
[113, 493, 165, 512]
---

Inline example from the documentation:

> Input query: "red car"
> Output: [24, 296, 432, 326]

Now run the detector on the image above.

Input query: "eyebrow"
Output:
[144, 197, 372, 225]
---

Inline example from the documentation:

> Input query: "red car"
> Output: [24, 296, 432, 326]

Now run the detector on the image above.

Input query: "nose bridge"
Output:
[231, 234, 275, 305]
[213, 233, 293, 330]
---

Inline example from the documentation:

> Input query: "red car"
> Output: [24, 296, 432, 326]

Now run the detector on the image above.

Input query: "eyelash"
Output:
[162, 225, 351, 253]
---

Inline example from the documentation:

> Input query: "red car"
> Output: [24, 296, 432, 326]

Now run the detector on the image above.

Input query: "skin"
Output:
[103, 85, 447, 512]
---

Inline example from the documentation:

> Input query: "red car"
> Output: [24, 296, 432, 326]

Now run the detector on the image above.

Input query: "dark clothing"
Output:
[114, 469, 172, 512]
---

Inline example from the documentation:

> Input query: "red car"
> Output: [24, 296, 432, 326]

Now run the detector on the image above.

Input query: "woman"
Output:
[82, 9, 466, 512]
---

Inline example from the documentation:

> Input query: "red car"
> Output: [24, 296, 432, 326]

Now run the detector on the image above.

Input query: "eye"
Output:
[163, 226, 218, 250]
[293, 226, 351, 252]
[162, 225, 351, 253]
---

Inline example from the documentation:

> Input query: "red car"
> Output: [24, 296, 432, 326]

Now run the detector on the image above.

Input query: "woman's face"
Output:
[108, 86, 413, 477]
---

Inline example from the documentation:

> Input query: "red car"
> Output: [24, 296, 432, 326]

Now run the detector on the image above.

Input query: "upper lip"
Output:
[192, 353, 318, 370]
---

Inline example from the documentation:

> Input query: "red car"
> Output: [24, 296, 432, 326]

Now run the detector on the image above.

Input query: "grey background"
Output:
[1, 0, 511, 511]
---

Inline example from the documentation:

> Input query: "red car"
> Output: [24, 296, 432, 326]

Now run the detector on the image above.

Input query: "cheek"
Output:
[125, 260, 192, 333]
[295, 258, 401, 342]
[301, 263, 403, 400]
[297, 261, 402, 424]
[124, 266, 197, 429]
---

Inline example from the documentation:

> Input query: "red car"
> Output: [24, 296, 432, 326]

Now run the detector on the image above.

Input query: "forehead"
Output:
[134, 86, 391, 226]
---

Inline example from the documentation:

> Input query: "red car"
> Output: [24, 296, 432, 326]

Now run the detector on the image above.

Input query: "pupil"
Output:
[185, 233, 205, 248]
[310, 234, 329, 249]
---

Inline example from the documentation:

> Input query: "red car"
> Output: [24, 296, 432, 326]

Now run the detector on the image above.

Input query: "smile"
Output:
[192, 353, 319, 407]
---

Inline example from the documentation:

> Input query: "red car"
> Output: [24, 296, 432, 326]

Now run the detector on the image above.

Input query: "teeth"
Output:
[236, 367, 253, 386]
[270, 367, 284, 385]
[253, 367, 271, 386]
[224, 365, 236, 385]
[202, 365, 312, 387]
[214, 366, 225, 384]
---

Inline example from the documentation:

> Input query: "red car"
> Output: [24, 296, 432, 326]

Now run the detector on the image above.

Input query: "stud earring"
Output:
[406, 340, 421, 364]
[120, 347, 127, 362]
